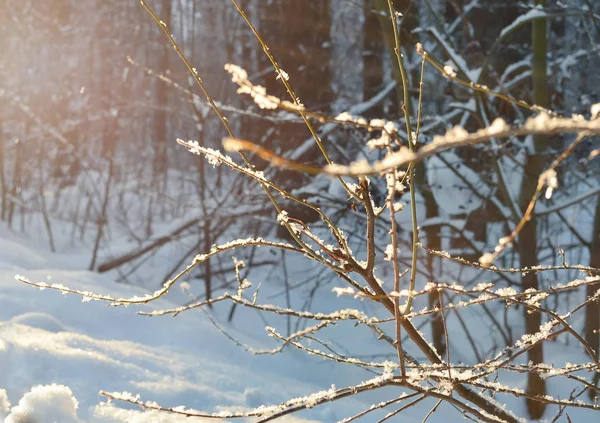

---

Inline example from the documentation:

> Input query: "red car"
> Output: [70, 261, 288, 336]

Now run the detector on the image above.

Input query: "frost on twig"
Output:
[323, 114, 600, 176]
[15, 238, 300, 306]
[12, 2, 600, 421]
[225, 63, 302, 111]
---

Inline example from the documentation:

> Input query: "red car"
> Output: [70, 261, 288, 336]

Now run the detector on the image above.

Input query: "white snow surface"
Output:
[5, 384, 80, 423]
[425, 150, 494, 216]
[0, 390, 9, 420]
[0, 223, 372, 422]
[499, 7, 548, 39]
[0, 214, 597, 422]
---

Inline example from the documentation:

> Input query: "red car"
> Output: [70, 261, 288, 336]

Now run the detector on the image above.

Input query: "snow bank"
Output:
[5, 384, 80, 423]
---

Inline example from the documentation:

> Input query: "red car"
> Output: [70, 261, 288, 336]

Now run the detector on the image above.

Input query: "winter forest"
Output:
[0, 0, 599, 421]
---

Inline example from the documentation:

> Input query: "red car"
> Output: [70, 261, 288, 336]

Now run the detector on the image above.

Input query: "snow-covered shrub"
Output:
[10, 0, 600, 422]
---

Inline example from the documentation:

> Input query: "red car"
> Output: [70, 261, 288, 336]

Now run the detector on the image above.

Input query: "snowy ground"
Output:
[0, 213, 596, 422]
[0, 218, 398, 423]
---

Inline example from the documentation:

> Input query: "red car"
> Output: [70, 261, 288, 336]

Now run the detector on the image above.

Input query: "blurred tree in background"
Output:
[1, 1, 599, 418]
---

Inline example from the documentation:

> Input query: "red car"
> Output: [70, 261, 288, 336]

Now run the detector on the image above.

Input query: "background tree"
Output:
[1, 0, 600, 420]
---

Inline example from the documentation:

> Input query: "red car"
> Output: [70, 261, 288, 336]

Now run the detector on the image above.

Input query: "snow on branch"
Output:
[12, 1, 599, 422]
[219, 113, 600, 179]
[15, 238, 300, 306]
[100, 376, 396, 421]
[324, 113, 600, 176]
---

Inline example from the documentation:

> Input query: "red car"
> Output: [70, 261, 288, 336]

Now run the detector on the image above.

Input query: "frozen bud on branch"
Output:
[224, 63, 248, 84]
[277, 210, 289, 224]
[384, 244, 400, 261]
[415, 42, 425, 56]
[276, 69, 289, 81]
[478, 253, 495, 268]
[541, 169, 558, 200]
[443, 65, 457, 78]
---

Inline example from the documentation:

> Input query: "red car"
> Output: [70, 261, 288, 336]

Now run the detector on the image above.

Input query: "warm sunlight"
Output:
[0, 1, 599, 422]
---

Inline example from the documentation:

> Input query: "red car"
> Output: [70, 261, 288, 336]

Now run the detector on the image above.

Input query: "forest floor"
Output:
[0, 215, 595, 422]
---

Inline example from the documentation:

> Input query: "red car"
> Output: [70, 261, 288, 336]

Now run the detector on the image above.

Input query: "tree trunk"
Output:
[152, 0, 171, 205]
[330, 0, 364, 113]
[419, 164, 447, 357]
[521, 1, 548, 418]
[585, 195, 600, 398]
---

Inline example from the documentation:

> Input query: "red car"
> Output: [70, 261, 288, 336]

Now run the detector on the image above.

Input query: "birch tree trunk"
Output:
[330, 0, 364, 113]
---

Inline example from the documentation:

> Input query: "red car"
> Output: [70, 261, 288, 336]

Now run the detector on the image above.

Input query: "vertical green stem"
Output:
[381, 0, 418, 315]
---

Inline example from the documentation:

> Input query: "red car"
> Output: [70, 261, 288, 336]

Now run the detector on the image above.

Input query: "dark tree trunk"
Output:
[585, 196, 600, 398]
[522, 1, 548, 418]
[418, 163, 447, 357]
[153, 0, 171, 185]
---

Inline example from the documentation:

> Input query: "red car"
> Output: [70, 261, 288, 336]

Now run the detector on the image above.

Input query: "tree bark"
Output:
[521, 1, 548, 418]
[585, 195, 600, 398]
[330, 0, 365, 113]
